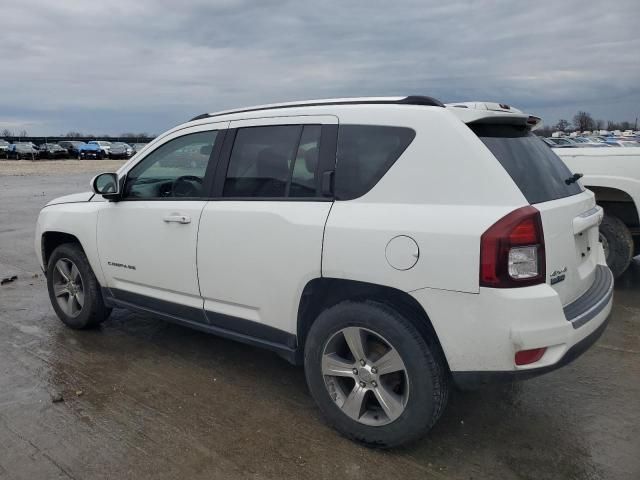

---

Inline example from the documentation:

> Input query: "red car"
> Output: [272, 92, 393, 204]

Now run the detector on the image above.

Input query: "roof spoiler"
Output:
[446, 101, 542, 130]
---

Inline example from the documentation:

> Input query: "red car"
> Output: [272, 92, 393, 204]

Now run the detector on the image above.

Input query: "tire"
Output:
[600, 214, 633, 278]
[46, 243, 111, 329]
[304, 300, 449, 448]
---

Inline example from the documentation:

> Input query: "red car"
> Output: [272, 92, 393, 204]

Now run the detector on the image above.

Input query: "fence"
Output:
[1, 136, 155, 145]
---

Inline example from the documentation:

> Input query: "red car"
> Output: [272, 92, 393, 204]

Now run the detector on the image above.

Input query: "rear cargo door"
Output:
[471, 124, 601, 305]
[535, 194, 602, 304]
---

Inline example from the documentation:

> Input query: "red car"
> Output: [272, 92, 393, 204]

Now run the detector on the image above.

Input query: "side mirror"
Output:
[91, 172, 121, 200]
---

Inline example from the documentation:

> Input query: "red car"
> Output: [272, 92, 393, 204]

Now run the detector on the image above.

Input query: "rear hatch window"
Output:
[470, 124, 583, 204]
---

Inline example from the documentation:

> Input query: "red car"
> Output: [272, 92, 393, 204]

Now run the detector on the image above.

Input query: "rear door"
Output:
[197, 115, 337, 340]
[471, 124, 602, 305]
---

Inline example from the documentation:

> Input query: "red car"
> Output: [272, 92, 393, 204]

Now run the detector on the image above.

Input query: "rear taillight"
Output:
[480, 206, 545, 288]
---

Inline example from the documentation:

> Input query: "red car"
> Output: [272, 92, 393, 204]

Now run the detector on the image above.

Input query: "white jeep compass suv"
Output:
[35, 96, 613, 447]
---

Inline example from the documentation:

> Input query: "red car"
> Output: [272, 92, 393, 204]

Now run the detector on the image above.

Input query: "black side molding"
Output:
[102, 288, 298, 363]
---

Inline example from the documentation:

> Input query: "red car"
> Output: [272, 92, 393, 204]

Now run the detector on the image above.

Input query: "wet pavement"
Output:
[1, 172, 639, 480]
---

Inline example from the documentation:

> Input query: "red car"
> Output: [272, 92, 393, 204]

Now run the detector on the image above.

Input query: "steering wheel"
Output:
[172, 175, 203, 197]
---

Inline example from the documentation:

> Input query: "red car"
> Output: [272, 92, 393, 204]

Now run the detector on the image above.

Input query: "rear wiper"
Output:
[565, 173, 583, 185]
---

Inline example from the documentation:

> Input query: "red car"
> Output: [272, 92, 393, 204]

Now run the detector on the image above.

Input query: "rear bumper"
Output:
[452, 313, 610, 389]
[563, 265, 613, 328]
[410, 263, 613, 385]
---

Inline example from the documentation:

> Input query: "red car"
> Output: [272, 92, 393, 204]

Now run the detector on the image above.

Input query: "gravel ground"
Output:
[0, 171, 639, 480]
[0, 159, 126, 176]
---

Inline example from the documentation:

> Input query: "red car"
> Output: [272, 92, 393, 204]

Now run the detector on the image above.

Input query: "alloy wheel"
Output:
[321, 327, 409, 426]
[52, 258, 85, 317]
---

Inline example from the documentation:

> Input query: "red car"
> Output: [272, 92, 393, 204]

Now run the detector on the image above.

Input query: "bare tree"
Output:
[554, 119, 571, 131]
[18, 129, 28, 139]
[65, 131, 83, 138]
[595, 119, 604, 130]
[573, 111, 594, 131]
[1, 128, 12, 137]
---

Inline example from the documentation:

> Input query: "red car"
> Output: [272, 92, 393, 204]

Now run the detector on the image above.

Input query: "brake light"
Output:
[480, 206, 545, 288]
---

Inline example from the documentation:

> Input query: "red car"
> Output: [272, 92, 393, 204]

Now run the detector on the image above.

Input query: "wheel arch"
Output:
[586, 185, 640, 229]
[41, 231, 84, 268]
[296, 277, 449, 370]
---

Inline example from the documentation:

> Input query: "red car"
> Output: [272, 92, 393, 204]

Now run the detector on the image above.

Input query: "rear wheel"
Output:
[304, 300, 449, 448]
[600, 214, 633, 278]
[46, 243, 111, 329]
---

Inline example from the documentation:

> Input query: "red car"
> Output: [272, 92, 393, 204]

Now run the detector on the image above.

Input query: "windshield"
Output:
[471, 124, 583, 204]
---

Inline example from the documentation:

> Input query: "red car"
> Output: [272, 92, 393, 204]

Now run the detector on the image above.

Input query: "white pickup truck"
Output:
[556, 147, 640, 277]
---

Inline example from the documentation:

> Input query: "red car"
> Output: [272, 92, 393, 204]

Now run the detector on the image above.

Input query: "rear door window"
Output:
[470, 124, 583, 204]
[223, 125, 322, 198]
[335, 125, 415, 200]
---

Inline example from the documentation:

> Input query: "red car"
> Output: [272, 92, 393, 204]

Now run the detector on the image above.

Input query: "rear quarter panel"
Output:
[323, 107, 528, 293]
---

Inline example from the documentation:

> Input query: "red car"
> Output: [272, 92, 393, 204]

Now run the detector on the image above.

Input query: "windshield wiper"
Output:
[565, 173, 583, 185]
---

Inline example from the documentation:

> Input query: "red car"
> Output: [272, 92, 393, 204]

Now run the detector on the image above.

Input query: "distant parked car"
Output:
[546, 137, 576, 148]
[0, 139, 9, 156]
[131, 143, 148, 154]
[606, 139, 639, 148]
[58, 141, 86, 157]
[108, 142, 133, 159]
[7, 143, 39, 159]
[88, 140, 111, 156]
[570, 137, 610, 147]
[38, 143, 69, 159]
[78, 142, 105, 159]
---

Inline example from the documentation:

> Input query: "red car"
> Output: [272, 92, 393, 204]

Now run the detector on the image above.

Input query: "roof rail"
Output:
[188, 95, 444, 122]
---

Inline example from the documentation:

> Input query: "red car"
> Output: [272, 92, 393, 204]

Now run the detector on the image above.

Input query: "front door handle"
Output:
[163, 214, 191, 224]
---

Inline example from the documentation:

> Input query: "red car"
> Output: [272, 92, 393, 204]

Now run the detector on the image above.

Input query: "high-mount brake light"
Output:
[480, 206, 545, 288]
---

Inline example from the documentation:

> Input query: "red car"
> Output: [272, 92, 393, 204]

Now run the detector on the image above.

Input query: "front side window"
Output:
[335, 125, 416, 200]
[124, 130, 217, 199]
[223, 125, 322, 198]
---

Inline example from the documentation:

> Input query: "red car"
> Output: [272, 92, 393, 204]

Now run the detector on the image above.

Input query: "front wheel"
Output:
[304, 300, 449, 448]
[46, 243, 111, 329]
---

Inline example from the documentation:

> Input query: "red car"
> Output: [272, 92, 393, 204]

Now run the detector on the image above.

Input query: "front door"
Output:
[97, 124, 226, 319]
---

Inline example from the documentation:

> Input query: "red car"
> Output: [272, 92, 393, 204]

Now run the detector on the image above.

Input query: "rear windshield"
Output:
[471, 124, 583, 204]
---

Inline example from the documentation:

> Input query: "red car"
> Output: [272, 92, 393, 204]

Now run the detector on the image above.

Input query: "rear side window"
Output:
[335, 125, 416, 200]
[223, 125, 322, 198]
[471, 124, 583, 204]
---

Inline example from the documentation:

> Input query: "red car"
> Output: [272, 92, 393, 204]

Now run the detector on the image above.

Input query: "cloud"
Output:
[1, 0, 638, 135]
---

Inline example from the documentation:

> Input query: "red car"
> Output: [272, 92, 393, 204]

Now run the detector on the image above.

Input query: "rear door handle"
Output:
[163, 214, 191, 224]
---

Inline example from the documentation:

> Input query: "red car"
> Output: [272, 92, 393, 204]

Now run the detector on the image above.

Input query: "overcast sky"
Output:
[1, 0, 638, 136]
